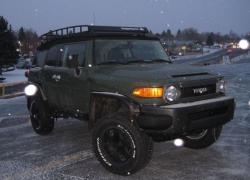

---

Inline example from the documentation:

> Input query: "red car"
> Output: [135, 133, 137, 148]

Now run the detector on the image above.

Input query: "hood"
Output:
[96, 63, 215, 82]
[90, 63, 219, 106]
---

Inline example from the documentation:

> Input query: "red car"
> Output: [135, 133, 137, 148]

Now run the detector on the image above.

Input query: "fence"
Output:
[0, 81, 27, 98]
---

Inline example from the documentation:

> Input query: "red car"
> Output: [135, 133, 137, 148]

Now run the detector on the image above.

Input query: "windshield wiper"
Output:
[97, 61, 126, 65]
[126, 59, 172, 64]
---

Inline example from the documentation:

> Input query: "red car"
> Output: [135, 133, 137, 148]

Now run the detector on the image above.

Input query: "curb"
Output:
[0, 81, 27, 99]
[0, 92, 25, 99]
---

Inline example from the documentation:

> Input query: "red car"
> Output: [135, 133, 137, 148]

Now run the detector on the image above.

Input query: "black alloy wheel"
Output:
[183, 126, 222, 149]
[30, 95, 54, 135]
[92, 113, 153, 175]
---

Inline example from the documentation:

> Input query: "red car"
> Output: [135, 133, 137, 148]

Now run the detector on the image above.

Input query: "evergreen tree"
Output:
[18, 27, 26, 42]
[176, 29, 182, 40]
[206, 33, 214, 46]
[0, 16, 8, 32]
[0, 16, 18, 75]
[161, 30, 167, 37]
[166, 29, 173, 40]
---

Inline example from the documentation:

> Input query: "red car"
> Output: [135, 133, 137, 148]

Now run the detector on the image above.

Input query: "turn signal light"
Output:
[132, 87, 163, 98]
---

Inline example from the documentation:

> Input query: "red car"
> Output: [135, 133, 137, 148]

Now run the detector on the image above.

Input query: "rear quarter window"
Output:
[46, 45, 63, 66]
[36, 51, 47, 67]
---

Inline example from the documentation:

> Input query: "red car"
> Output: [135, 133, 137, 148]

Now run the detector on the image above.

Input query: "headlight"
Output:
[164, 86, 180, 102]
[217, 79, 226, 93]
[24, 84, 38, 96]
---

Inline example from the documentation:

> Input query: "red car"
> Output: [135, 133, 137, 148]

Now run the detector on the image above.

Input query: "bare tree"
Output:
[18, 27, 39, 55]
[0, 16, 18, 75]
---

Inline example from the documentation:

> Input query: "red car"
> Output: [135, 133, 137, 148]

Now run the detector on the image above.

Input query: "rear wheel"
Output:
[29, 95, 54, 135]
[183, 126, 222, 149]
[92, 114, 153, 175]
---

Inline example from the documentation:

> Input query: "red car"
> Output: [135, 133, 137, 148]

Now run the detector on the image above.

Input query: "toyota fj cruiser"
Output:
[25, 25, 235, 175]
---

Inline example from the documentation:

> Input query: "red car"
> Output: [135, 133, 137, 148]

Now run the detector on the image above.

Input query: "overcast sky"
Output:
[1, 0, 250, 35]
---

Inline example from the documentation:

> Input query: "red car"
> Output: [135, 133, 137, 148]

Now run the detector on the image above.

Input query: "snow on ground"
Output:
[231, 51, 250, 63]
[0, 69, 27, 84]
[174, 47, 222, 61]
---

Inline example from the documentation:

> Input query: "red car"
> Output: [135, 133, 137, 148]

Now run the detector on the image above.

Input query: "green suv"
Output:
[25, 25, 235, 175]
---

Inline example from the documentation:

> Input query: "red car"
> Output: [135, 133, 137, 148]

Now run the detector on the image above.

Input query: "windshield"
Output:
[95, 39, 170, 65]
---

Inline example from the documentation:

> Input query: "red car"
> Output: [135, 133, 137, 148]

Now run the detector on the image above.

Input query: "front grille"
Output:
[180, 84, 216, 98]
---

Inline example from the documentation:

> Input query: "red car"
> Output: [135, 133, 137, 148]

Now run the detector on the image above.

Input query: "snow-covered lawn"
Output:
[1, 69, 27, 84]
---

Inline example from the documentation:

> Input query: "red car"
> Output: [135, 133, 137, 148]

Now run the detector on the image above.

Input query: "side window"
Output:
[46, 45, 63, 66]
[62, 42, 86, 67]
[36, 51, 47, 67]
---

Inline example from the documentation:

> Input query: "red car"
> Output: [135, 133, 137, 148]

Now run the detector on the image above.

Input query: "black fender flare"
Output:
[88, 92, 140, 129]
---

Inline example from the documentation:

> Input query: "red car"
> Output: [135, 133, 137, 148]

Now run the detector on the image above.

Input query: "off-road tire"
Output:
[29, 94, 54, 135]
[183, 126, 222, 149]
[92, 113, 153, 175]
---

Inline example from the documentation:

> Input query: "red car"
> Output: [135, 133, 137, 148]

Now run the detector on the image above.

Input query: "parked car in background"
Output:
[2, 64, 15, 72]
[16, 57, 33, 69]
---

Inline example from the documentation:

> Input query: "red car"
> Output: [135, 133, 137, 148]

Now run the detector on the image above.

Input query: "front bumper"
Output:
[137, 96, 235, 135]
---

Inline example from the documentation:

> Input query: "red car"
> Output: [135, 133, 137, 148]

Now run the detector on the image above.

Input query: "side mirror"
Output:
[66, 55, 79, 68]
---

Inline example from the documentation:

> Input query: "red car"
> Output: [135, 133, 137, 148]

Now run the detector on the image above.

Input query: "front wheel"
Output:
[92, 114, 153, 175]
[29, 95, 54, 135]
[183, 126, 222, 149]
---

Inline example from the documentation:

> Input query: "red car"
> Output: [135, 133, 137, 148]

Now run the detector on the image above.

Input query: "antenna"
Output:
[93, 12, 96, 25]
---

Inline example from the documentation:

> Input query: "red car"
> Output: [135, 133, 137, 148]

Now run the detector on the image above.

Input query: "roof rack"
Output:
[40, 25, 149, 44]
[88, 26, 148, 33]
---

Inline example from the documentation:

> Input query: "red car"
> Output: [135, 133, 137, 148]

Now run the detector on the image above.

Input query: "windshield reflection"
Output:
[95, 39, 170, 65]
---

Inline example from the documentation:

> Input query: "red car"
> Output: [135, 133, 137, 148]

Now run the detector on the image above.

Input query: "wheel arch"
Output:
[88, 92, 140, 129]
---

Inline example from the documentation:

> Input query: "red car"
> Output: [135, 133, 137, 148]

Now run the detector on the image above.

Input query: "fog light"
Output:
[174, 138, 184, 147]
[24, 84, 38, 96]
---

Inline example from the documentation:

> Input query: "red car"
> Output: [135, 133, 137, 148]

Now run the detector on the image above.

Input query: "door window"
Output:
[46, 45, 63, 66]
[36, 50, 47, 67]
[62, 43, 86, 67]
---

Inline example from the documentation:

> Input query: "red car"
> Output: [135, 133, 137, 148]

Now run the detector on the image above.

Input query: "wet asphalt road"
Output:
[0, 63, 250, 180]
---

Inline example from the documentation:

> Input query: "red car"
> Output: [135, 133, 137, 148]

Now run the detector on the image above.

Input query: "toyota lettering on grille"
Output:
[193, 87, 208, 94]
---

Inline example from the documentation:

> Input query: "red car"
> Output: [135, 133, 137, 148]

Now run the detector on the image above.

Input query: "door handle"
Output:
[52, 74, 61, 82]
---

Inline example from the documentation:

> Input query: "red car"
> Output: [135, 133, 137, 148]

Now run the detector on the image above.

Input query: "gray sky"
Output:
[1, 0, 250, 35]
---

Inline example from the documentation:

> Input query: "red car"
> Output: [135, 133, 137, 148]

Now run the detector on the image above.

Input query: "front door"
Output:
[53, 41, 91, 113]
[51, 67, 89, 113]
